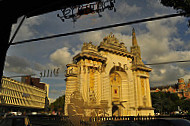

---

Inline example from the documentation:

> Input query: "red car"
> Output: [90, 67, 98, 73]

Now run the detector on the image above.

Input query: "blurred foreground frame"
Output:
[0, 0, 102, 85]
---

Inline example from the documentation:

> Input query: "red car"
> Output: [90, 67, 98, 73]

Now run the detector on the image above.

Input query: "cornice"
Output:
[132, 65, 152, 72]
[138, 106, 155, 110]
[98, 45, 133, 58]
[65, 75, 78, 80]
[73, 52, 107, 62]
[66, 64, 78, 68]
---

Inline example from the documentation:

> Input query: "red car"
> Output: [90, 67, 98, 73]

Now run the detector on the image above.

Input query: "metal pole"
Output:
[9, 15, 26, 44]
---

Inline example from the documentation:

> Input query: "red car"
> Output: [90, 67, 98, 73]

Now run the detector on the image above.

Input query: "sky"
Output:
[4, 0, 190, 102]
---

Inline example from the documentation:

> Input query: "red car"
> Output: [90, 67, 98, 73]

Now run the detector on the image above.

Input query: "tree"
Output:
[50, 95, 65, 114]
[180, 99, 190, 114]
[151, 92, 181, 115]
[151, 92, 167, 114]
[160, 0, 190, 27]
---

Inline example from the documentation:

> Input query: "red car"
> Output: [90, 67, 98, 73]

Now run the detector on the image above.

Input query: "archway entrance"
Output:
[110, 72, 121, 116]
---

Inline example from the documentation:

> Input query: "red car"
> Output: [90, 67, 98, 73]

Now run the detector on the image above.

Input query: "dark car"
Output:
[146, 118, 190, 126]
[0, 116, 31, 126]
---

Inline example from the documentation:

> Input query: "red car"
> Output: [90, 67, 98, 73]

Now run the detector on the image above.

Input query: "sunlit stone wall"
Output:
[0, 77, 48, 109]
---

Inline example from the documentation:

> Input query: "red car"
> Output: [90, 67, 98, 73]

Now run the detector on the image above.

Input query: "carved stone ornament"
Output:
[123, 64, 128, 70]
[97, 66, 101, 73]
[118, 62, 122, 70]
[82, 42, 98, 52]
[83, 66, 86, 73]
[88, 67, 90, 73]
[79, 66, 81, 74]
[99, 33, 128, 53]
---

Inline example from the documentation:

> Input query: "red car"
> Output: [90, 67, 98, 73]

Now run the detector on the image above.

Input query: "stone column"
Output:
[146, 77, 152, 107]
[97, 69, 101, 104]
[137, 75, 143, 107]
[80, 65, 88, 102]
[132, 71, 138, 112]
[64, 76, 78, 115]
[102, 73, 111, 115]
[121, 79, 128, 104]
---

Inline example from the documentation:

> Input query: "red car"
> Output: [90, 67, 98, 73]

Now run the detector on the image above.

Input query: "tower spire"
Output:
[132, 28, 138, 46]
[131, 28, 144, 65]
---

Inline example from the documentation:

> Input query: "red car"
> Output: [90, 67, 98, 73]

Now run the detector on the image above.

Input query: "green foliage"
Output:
[50, 95, 65, 113]
[180, 99, 190, 113]
[160, 0, 190, 26]
[161, 0, 190, 12]
[151, 92, 180, 114]
[152, 92, 190, 115]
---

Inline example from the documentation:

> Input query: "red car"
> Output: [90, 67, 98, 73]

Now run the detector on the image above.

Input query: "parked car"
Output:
[3, 112, 15, 118]
[0, 116, 32, 126]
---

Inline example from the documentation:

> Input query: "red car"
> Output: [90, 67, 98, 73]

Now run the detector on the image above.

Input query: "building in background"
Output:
[151, 78, 190, 99]
[64, 29, 154, 117]
[0, 76, 49, 112]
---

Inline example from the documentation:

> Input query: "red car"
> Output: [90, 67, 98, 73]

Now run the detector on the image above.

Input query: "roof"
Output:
[151, 84, 178, 90]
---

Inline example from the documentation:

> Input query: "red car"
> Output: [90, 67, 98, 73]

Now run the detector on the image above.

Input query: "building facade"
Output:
[0, 76, 49, 112]
[65, 29, 154, 117]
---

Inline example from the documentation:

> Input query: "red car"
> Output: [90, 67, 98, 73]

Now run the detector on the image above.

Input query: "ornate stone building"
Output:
[65, 29, 154, 117]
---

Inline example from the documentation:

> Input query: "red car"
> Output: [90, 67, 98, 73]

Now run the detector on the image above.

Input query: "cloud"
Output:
[33, 62, 46, 71]
[49, 47, 72, 66]
[137, 16, 185, 62]
[78, 14, 190, 87]
[11, 16, 44, 42]
[49, 98, 56, 103]
[79, 25, 133, 47]
[4, 56, 34, 74]
[49, 89, 65, 97]
[146, 0, 170, 11]
[49, 89, 66, 100]
[186, 29, 190, 35]
[169, 38, 184, 50]
[135, 17, 190, 86]
[79, 31, 106, 44]
[150, 65, 186, 86]
[117, 1, 141, 16]
[49, 47, 80, 67]
[4, 55, 59, 77]
[183, 74, 190, 82]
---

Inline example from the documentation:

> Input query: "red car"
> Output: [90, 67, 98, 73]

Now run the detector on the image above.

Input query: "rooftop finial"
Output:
[109, 32, 114, 37]
[132, 27, 135, 33]
[132, 28, 138, 46]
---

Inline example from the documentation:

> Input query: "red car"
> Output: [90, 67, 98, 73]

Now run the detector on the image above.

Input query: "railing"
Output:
[24, 115, 190, 126]
[89, 116, 155, 122]
[28, 115, 72, 126]
[79, 115, 190, 126]
[89, 115, 190, 122]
